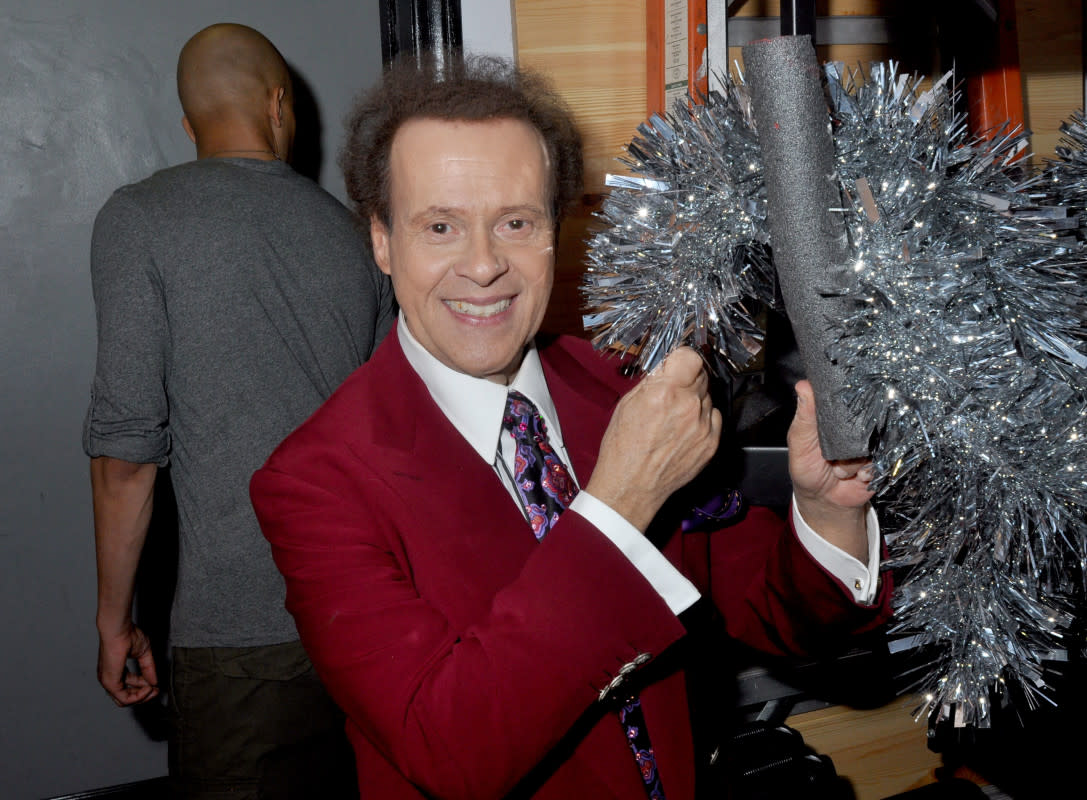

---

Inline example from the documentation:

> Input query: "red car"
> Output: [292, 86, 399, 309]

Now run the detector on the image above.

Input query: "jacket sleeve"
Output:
[251, 446, 687, 800]
[682, 504, 892, 656]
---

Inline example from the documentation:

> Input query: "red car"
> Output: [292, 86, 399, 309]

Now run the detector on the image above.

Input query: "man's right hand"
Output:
[586, 347, 722, 532]
[98, 621, 159, 706]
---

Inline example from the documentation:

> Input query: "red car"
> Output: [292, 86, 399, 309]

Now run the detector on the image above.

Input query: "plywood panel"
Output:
[515, 0, 647, 194]
[515, 0, 649, 334]
[788, 699, 978, 800]
[730, 0, 899, 15]
[1016, 0, 1083, 162]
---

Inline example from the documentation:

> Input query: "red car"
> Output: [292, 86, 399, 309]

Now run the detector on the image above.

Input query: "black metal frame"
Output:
[779, 0, 816, 38]
[378, 0, 463, 65]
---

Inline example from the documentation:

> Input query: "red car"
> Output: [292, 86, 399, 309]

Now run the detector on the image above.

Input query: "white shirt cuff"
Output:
[791, 496, 881, 604]
[570, 491, 702, 615]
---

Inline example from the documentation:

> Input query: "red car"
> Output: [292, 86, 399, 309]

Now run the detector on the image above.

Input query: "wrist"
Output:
[583, 479, 658, 534]
[96, 609, 134, 638]
[793, 494, 868, 560]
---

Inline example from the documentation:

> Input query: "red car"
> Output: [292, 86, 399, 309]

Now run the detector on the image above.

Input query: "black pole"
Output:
[780, 0, 816, 40]
[378, 0, 463, 65]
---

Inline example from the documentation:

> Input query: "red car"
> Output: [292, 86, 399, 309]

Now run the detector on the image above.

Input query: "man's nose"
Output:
[457, 229, 509, 285]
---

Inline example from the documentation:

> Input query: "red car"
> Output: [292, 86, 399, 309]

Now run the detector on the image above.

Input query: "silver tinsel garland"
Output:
[585, 60, 1087, 727]
[826, 63, 1087, 727]
[581, 77, 777, 374]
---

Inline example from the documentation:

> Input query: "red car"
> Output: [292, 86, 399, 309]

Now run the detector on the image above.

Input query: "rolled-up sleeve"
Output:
[82, 192, 170, 466]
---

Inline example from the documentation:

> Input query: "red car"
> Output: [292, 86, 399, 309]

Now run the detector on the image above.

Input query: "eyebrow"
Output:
[407, 204, 550, 226]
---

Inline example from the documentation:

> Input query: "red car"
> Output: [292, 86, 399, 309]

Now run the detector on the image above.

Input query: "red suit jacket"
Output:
[250, 330, 891, 800]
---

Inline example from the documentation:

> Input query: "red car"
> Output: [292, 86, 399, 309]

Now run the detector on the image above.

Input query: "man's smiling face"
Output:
[371, 116, 555, 384]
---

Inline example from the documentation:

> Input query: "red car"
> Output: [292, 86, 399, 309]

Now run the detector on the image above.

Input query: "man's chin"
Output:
[453, 349, 528, 385]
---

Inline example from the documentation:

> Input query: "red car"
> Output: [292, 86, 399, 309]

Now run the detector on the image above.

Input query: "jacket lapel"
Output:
[537, 337, 625, 486]
[360, 333, 541, 602]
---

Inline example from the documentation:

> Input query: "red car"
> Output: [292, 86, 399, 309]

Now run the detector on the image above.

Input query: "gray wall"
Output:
[0, 2, 382, 796]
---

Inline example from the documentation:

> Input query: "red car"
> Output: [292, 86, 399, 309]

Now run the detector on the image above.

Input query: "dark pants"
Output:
[169, 641, 359, 800]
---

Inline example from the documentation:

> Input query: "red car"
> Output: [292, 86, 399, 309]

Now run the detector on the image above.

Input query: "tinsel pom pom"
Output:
[581, 76, 777, 375]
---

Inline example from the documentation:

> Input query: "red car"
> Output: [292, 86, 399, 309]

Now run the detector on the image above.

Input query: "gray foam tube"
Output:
[743, 35, 869, 460]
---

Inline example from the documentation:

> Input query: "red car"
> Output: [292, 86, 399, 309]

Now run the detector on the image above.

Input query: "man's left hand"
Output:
[98, 621, 159, 706]
[787, 379, 872, 561]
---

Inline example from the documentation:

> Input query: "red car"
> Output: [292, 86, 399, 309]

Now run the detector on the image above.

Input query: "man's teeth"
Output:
[446, 299, 511, 317]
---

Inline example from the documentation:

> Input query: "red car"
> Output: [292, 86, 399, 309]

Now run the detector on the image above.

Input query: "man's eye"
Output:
[429, 222, 450, 234]
[504, 218, 537, 234]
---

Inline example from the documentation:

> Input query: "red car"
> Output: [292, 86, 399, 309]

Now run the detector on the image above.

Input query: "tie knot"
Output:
[503, 390, 546, 443]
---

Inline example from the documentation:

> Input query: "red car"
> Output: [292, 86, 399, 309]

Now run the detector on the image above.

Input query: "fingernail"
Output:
[832, 465, 849, 479]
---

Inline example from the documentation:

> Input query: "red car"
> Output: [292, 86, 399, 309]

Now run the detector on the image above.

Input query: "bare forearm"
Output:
[90, 457, 157, 635]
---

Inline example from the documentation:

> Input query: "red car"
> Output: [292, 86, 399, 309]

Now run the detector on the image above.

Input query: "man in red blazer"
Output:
[251, 56, 892, 800]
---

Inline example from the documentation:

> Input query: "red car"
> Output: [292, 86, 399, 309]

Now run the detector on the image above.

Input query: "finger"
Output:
[692, 366, 709, 398]
[125, 683, 159, 703]
[135, 649, 159, 688]
[119, 669, 158, 699]
[654, 347, 704, 387]
[830, 458, 872, 480]
[788, 379, 820, 451]
[122, 672, 154, 690]
[709, 407, 723, 441]
[105, 680, 135, 706]
[793, 380, 816, 425]
[111, 683, 158, 706]
[102, 677, 125, 705]
[699, 385, 718, 423]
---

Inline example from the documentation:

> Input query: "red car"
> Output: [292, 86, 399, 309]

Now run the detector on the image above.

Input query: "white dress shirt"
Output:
[397, 314, 880, 612]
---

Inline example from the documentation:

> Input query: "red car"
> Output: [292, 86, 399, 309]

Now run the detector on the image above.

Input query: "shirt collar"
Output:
[396, 312, 565, 462]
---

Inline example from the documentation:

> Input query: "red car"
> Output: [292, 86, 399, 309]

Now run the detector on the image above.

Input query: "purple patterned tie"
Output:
[502, 391, 577, 539]
[619, 696, 666, 798]
[502, 390, 667, 798]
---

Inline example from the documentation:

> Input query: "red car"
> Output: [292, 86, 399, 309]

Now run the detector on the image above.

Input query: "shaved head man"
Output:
[85, 23, 392, 799]
[176, 23, 295, 162]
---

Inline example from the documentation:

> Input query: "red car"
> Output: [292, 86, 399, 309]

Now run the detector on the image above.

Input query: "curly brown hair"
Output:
[339, 53, 583, 243]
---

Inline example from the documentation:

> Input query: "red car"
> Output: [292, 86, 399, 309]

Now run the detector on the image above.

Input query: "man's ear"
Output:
[181, 116, 196, 143]
[370, 216, 392, 276]
[269, 86, 286, 127]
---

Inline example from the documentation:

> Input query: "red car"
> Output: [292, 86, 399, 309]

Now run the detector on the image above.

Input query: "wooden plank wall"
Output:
[514, 0, 647, 195]
[788, 701, 952, 799]
[1016, 0, 1083, 163]
[514, 0, 648, 334]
